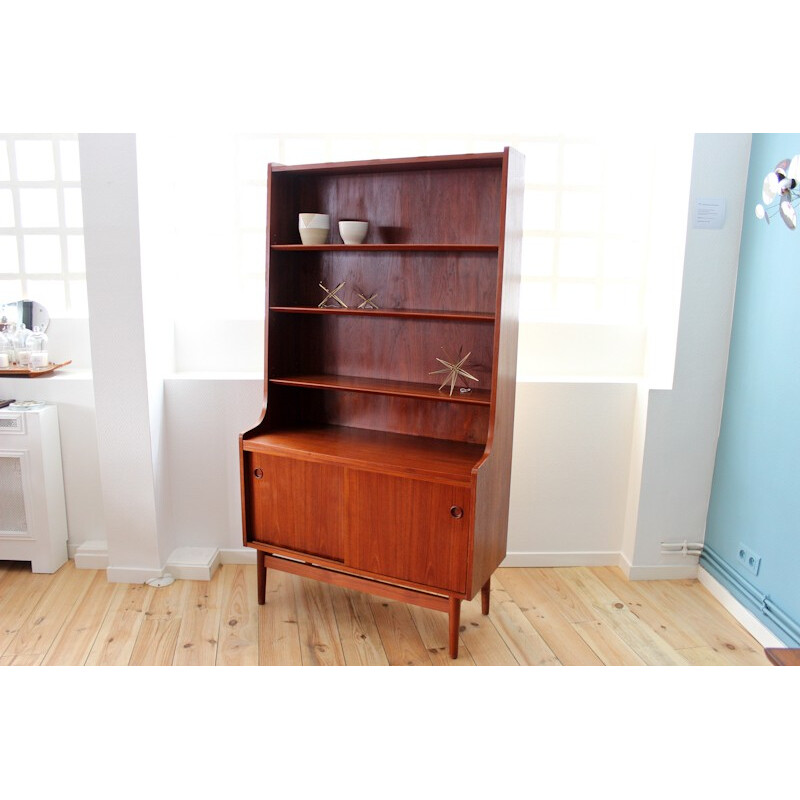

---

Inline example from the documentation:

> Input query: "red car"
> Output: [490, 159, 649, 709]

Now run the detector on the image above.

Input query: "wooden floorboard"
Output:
[0, 561, 774, 667]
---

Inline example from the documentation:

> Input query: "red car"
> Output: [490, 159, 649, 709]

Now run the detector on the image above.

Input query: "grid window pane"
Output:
[26, 279, 67, 315]
[0, 236, 19, 273]
[524, 189, 558, 230]
[59, 140, 81, 181]
[239, 186, 267, 229]
[23, 235, 62, 273]
[557, 237, 600, 279]
[282, 138, 329, 165]
[522, 237, 556, 278]
[14, 140, 55, 181]
[602, 282, 641, 321]
[556, 282, 597, 318]
[63, 187, 83, 227]
[18, 188, 59, 227]
[0, 279, 23, 300]
[562, 142, 603, 186]
[2, 135, 85, 315]
[520, 280, 555, 318]
[603, 238, 644, 280]
[560, 190, 601, 233]
[68, 279, 88, 316]
[0, 189, 14, 226]
[66, 235, 85, 271]
[0, 145, 9, 181]
[236, 136, 281, 183]
[221, 133, 689, 333]
[240, 230, 266, 275]
[522, 141, 560, 185]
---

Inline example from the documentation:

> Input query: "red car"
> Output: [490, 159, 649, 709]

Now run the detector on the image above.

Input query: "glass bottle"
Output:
[13, 323, 30, 367]
[27, 325, 49, 369]
[0, 329, 12, 369]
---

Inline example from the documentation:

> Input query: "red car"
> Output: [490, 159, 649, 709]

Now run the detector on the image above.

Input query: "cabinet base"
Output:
[255, 550, 491, 660]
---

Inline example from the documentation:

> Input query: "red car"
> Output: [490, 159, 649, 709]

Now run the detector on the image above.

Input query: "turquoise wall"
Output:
[702, 133, 800, 645]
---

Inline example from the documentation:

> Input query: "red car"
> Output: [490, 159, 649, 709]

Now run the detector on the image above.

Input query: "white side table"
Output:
[0, 403, 69, 572]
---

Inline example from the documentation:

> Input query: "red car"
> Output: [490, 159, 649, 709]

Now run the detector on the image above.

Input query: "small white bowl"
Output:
[339, 220, 368, 244]
[298, 213, 330, 245]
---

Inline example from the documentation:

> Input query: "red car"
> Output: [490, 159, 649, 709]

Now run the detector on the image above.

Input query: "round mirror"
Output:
[0, 300, 50, 333]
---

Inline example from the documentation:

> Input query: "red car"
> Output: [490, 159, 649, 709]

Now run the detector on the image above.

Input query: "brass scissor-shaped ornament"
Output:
[318, 281, 348, 308]
[355, 289, 379, 309]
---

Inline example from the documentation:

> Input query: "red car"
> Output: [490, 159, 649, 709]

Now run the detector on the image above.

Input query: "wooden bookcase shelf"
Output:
[269, 306, 496, 323]
[244, 425, 484, 482]
[240, 149, 524, 658]
[269, 373, 492, 405]
[271, 243, 499, 252]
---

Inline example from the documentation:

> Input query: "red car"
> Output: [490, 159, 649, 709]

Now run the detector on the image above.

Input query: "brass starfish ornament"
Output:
[430, 348, 479, 396]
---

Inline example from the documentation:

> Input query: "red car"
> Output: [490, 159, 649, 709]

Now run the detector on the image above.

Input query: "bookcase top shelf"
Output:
[271, 244, 498, 252]
[269, 151, 506, 176]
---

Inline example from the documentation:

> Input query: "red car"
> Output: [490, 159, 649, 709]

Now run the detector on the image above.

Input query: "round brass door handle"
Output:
[450, 505, 463, 519]
[254, 468, 263, 479]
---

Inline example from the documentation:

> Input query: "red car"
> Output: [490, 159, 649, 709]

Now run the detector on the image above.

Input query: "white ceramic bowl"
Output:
[339, 220, 368, 244]
[298, 213, 330, 245]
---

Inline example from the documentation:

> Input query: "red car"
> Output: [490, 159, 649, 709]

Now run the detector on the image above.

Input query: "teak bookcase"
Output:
[240, 149, 523, 659]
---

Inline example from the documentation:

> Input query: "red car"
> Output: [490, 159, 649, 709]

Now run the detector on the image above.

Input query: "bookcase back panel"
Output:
[270, 167, 501, 246]
[269, 250, 497, 315]
[268, 314, 492, 385]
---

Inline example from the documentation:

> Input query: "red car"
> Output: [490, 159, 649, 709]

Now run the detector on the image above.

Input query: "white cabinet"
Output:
[0, 404, 68, 572]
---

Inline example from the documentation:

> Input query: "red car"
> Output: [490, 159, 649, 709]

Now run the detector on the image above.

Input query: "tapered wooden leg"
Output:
[448, 596, 461, 659]
[257, 551, 267, 605]
[481, 577, 491, 615]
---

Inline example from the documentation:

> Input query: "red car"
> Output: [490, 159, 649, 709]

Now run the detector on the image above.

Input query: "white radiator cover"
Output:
[0, 404, 68, 573]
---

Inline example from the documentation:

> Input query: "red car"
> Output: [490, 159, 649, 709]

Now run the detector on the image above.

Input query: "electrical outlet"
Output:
[737, 543, 762, 576]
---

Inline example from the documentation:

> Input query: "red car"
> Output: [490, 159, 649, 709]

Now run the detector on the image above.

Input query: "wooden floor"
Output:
[0, 559, 771, 666]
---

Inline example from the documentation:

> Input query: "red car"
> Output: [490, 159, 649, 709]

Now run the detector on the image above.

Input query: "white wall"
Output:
[6, 133, 752, 585]
[506, 381, 636, 564]
[622, 133, 751, 578]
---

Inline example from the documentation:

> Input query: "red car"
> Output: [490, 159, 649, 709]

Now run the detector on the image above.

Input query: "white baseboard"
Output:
[502, 550, 700, 580]
[106, 565, 165, 583]
[697, 566, 786, 648]
[618, 551, 700, 580]
[501, 550, 620, 568]
[165, 546, 221, 581]
[219, 547, 257, 564]
[73, 542, 254, 580]
[72, 539, 109, 570]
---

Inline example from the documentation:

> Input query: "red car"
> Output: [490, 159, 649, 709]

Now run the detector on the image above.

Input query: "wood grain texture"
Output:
[85, 583, 154, 666]
[173, 578, 222, 666]
[245, 451, 345, 560]
[294, 577, 346, 666]
[3, 561, 94, 660]
[43, 569, 117, 665]
[554, 567, 690, 666]
[369, 598, 433, 666]
[469, 146, 524, 597]
[0, 562, 773, 666]
[329, 583, 389, 666]
[345, 470, 470, 593]
[216, 564, 259, 666]
[244, 425, 483, 482]
[258, 567, 302, 666]
[765, 648, 800, 666]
